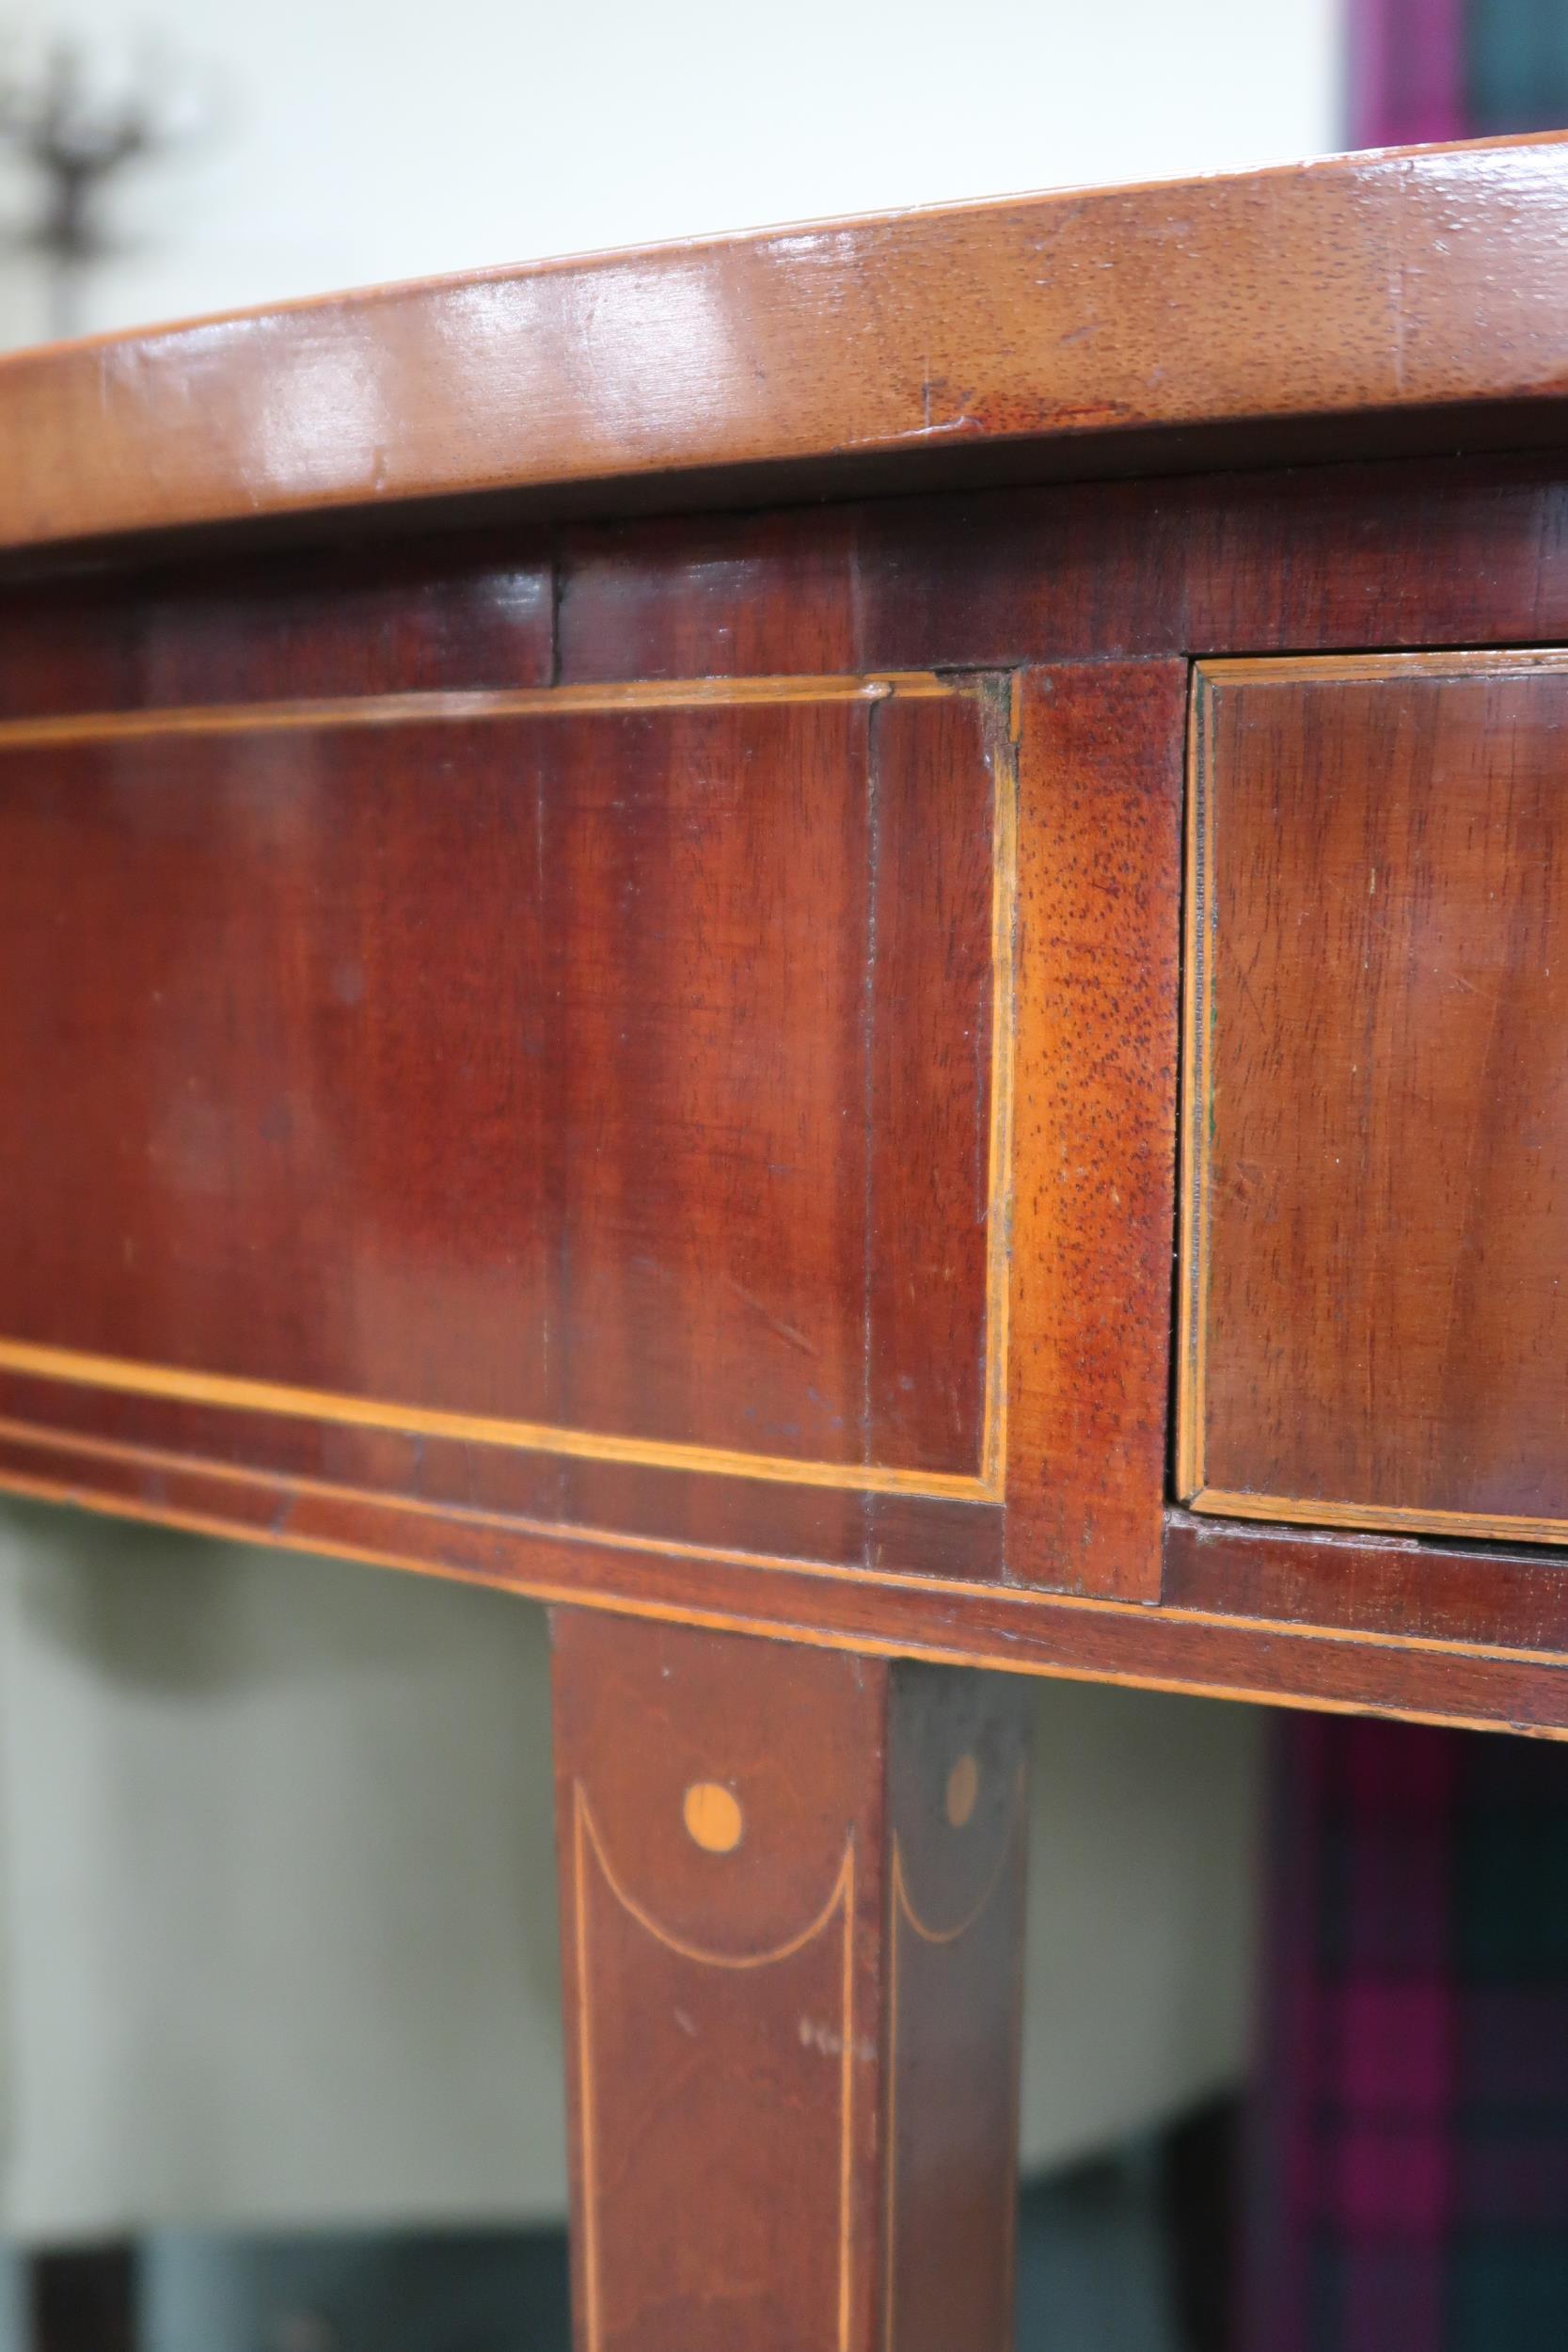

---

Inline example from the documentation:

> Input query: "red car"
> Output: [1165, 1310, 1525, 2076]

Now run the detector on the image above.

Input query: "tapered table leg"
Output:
[551, 1608, 1031, 2352]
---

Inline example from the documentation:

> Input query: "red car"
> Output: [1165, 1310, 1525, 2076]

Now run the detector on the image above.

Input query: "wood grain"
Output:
[21, 163, 1568, 2352]
[0, 531, 553, 714]
[868, 685, 1013, 1486]
[1163, 1511, 1568, 1661]
[1006, 664, 1185, 1599]
[558, 452, 1568, 687]
[11, 450, 1568, 701]
[0, 675, 1002, 1505]
[1181, 651, 1568, 1544]
[8, 439, 1568, 1710]
[10, 1416, 1568, 1734]
[550, 1608, 1029, 2352]
[7, 137, 1568, 549]
[882, 1663, 1030, 2352]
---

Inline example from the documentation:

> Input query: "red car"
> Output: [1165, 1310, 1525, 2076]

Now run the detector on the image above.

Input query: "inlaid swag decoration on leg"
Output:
[550, 1610, 1030, 2352]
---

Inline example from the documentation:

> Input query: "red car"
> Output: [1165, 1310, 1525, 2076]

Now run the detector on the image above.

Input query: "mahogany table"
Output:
[7, 130, 1568, 2349]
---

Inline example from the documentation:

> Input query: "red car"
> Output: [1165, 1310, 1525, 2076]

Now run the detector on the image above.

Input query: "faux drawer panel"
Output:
[0, 674, 1009, 1504]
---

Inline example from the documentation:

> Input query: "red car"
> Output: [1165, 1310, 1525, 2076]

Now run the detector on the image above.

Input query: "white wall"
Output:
[0, 0, 1341, 344]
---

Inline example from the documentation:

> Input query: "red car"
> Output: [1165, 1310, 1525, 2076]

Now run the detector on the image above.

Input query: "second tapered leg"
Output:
[550, 1607, 1031, 2352]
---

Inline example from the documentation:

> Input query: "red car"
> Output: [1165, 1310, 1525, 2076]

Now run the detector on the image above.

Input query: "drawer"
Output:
[1179, 649, 1568, 1545]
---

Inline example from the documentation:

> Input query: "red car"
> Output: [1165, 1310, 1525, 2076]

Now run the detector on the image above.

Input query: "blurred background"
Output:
[1, 4, 1567, 2349]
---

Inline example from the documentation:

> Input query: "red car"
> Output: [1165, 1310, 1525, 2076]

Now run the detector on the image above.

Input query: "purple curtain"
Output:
[1242, 1715, 1568, 2350]
[1347, 0, 1468, 144]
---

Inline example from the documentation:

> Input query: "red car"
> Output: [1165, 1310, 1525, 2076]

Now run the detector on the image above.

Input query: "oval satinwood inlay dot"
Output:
[945, 1753, 979, 1828]
[683, 1781, 743, 1852]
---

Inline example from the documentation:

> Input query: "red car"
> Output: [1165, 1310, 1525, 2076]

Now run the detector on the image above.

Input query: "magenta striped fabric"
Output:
[1242, 24, 1568, 2351]
[1241, 1713, 1568, 2349]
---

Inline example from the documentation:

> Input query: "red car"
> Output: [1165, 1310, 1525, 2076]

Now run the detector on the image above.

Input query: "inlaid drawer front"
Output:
[1180, 650, 1568, 1545]
[0, 674, 1012, 1524]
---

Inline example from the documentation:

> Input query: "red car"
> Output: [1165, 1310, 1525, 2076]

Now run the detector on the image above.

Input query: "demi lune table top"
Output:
[3, 132, 1568, 553]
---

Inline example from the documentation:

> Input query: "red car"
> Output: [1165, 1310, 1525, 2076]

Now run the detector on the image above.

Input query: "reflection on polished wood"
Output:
[0, 671, 943, 748]
[6, 135, 1568, 548]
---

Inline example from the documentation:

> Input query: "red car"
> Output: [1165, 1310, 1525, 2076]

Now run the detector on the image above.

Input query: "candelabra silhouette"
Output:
[0, 37, 217, 339]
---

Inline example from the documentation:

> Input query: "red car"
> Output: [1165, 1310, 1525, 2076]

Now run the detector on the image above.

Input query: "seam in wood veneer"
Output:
[4, 1454, 1567, 1735]
[0, 671, 966, 752]
[574, 1785, 856, 2352]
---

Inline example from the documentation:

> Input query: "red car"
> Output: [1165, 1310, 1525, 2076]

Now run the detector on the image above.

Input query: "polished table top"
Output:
[4, 131, 1568, 548]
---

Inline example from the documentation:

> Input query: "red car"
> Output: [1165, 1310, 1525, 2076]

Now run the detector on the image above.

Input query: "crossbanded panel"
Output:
[0, 676, 1006, 1500]
[1181, 649, 1568, 1547]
